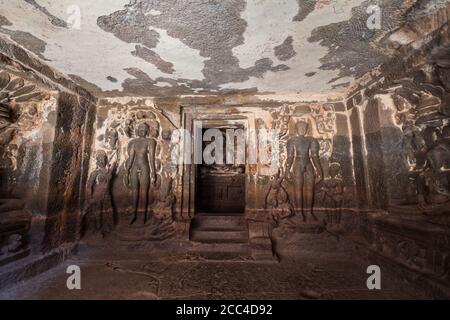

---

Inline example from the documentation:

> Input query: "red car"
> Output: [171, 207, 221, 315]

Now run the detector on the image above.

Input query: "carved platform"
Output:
[389, 204, 450, 227]
[364, 212, 450, 298]
[113, 217, 176, 242]
[284, 218, 325, 234]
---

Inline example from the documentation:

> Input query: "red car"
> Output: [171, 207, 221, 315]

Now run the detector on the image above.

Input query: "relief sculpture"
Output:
[0, 70, 46, 265]
[285, 120, 323, 223]
[389, 47, 450, 225]
[264, 169, 294, 225]
[317, 162, 344, 232]
[124, 122, 158, 225]
[417, 125, 450, 209]
[0, 70, 44, 213]
[263, 103, 339, 233]
[122, 119, 175, 240]
[89, 100, 178, 242]
[83, 150, 117, 237]
[0, 101, 21, 212]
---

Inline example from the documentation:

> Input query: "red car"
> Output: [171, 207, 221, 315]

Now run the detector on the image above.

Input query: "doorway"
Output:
[196, 128, 245, 214]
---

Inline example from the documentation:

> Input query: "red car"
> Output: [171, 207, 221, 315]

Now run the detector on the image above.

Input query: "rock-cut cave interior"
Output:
[0, 0, 449, 300]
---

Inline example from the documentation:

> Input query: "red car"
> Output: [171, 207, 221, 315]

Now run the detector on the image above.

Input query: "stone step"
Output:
[191, 214, 247, 231]
[190, 242, 250, 253]
[189, 242, 251, 260]
[189, 252, 252, 260]
[190, 230, 248, 243]
[189, 215, 250, 260]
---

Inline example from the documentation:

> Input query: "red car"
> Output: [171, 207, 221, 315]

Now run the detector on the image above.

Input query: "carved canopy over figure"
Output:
[124, 122, 157, 225]
[384, 46, 450, 218]
[286, 120, 323, 222]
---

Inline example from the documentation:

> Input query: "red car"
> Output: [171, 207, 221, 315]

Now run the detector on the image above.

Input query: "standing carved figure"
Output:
[84, 150, 116, 236]
[124, 122, 157, 225]
[286, 121, 323, 222]
[317, 162, 344, 229]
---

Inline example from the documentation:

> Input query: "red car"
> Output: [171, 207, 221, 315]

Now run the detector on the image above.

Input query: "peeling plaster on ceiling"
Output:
[293, 0, 317, 22]
[0, 0, 439, 97]
[149, 26, 205, 80]
[95, 0, 293, 96]
[0, 0, 167, 91]
[274, 36, 296, 61]
[224, 0, 362, 94]
[23, 0, 68, 28]
[0, 14, 48, 60]
[308, 0, 407, 80]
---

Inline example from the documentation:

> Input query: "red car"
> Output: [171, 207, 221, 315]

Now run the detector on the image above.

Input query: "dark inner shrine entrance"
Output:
[196, 128, 245, 214]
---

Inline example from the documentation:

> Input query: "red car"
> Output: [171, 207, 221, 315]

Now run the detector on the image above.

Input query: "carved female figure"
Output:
[124, 122, 157, 225]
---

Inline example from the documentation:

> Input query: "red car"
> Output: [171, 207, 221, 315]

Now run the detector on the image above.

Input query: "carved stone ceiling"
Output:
[0, 0, 447, 97]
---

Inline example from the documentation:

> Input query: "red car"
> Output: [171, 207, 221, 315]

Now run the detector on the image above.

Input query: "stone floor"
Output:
[0, 245, 429, 300]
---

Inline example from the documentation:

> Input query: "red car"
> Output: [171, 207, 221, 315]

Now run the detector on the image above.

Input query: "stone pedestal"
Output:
[247, 220, 277, 261]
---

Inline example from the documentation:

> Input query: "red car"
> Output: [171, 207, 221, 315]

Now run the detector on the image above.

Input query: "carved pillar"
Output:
[347, 93, 372, 209]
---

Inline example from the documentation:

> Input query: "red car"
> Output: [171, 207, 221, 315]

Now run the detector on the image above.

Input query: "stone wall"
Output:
[346, 12, 450, 297]
[86, 95, 358, 258]
[0, 36, 96, 281]
[346, 17, 450, 212]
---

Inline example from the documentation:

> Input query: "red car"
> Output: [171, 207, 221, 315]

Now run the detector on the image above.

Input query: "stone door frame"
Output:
[177, 105, 257, 220]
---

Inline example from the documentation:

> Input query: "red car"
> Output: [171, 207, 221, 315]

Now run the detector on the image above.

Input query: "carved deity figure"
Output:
[402, 123, 426, 169]
[144, 177, 176, 240]
[84, 150, 116, 236]
[105, 127, 120, 169]
[418, 125, 450, 208]
[264, 169, 293, 224]
[0, 233, 23, 256]
[105, 127, 119, 151]
[124, 122, 157, 225]
[317, 162, 344, 229]
[153, 177, 176, 221]
[286, 121, 323, 222]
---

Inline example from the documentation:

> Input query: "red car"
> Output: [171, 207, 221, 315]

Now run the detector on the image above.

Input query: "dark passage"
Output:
[196, 128, 245, 214]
